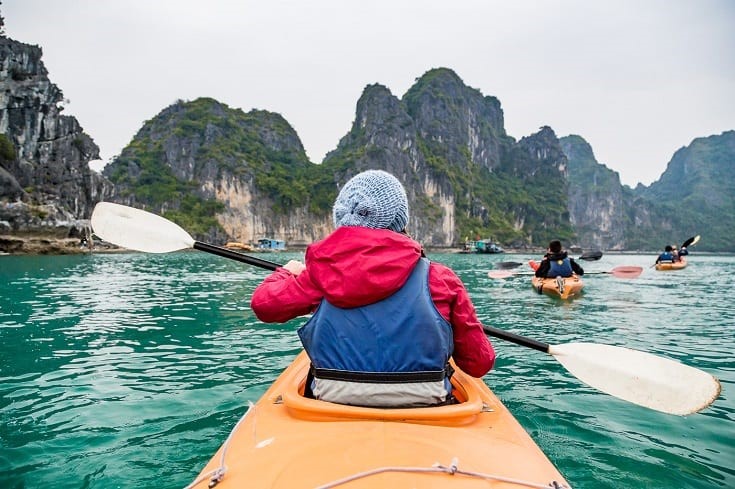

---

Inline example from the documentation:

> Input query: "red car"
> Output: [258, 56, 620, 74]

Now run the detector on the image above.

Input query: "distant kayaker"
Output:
[678, 245, 690, 258]
[251, 170, 496, 408]
[534, 240, 584, 278]
[655, 245, 676, 264]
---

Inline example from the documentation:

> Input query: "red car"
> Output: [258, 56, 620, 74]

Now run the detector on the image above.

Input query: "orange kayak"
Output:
[531, 275, 584, 300]
[528, 260, 584, 300]
[189, 351, 570, 489]
[655, 258, 687, 271]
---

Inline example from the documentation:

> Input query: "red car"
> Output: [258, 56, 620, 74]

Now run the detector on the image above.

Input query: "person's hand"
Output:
[283, 260, 306, 276]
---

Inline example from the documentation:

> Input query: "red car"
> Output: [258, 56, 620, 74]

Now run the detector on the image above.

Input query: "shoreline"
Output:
[1, 235, 730, 256]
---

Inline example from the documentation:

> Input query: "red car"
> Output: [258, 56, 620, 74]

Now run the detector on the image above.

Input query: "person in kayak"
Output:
[534, 240, 584, 278]
[655, 245, 676, 264]
[251, 169, 496, 408]
[671, 245, 680, 262]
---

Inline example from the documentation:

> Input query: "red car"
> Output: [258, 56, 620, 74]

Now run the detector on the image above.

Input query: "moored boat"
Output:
[655, 258, 687, 271]
[475, 240, 505, 254]
[188, 351, 570, 489]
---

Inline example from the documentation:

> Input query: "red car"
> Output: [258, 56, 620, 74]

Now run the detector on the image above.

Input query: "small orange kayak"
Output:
[528, 260, 584, 300]
[655, 258, 687, 271]
[531, 275, 584, 300]
[188, 351, 570, 489]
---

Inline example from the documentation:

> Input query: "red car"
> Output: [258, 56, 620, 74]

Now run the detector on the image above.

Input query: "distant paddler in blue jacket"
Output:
[534, 240, 584, 278]
[655, 245, 676, 265]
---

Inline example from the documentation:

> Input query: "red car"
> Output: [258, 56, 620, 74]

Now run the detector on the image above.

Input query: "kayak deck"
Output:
[531, 275, 584, 300]
[189, 351, 570, 489]
[655, 258, 687, 271]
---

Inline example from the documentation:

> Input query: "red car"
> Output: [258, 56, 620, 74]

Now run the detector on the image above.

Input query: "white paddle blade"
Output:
[609, 266, 643, 279]
[488, 270, 514, 279]
[91, 202, 196, 253]
[548, 343, 721, 415]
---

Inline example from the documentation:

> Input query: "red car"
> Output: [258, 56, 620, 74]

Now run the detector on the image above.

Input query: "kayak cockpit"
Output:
[279, 352, 491, 425]
[188, 351, 572, 489]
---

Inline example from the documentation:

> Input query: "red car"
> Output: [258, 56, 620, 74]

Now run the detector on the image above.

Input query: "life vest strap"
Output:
[311, 365, 449, 384]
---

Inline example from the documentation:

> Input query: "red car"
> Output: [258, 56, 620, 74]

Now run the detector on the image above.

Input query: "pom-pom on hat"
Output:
[332, 170, 409, 232]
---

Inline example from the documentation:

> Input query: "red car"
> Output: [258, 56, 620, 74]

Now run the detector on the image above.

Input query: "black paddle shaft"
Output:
[193, 242, 280, 271]
[194, 240, 551, 353]
[482, 325, 550, 353]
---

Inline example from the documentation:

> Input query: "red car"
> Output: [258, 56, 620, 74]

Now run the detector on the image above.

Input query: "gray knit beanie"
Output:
[332, 170, 409, 232]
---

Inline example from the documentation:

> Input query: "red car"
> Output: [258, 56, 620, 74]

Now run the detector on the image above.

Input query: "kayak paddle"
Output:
[91, 202, 720, 415]
[90, 202, 280, 271]
[681, 235, 700, 249]
[578, 250, 603, 261]
[487, 270, 519, 279]
[583, 266, 643, 278]
[494, 261, 524, 270]
[483, 325, 720, 416]
[488, 265, 643, 280]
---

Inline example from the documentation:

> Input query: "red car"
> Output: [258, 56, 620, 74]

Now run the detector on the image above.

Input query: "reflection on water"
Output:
[1, 251, 733, 488]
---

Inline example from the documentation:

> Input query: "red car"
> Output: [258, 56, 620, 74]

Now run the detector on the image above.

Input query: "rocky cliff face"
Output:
[103, 97, 333, 245]
[322, 69, 572, 247]
[103, 68, 575, 248]
[560, 135, 626, 250]
[626, 131, 735, 251]
[5, 24, 729, 253]
[322, 82, 459, 245]
[0, 35, 111, 245]
[403, 68, 512, 173]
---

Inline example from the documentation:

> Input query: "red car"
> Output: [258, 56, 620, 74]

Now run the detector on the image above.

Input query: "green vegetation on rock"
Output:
[0, 134, 16, 161]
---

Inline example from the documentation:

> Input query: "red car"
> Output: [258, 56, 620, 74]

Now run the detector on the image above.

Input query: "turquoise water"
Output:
[1, 251, 733, 488]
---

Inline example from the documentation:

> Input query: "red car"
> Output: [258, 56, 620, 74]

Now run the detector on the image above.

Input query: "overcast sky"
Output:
[4, 0, 734, 186]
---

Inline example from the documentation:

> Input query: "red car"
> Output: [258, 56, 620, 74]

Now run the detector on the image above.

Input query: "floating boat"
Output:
[224, 241, 254, 251]
[475, 240, 505, 254]
[188, 351, 570, 489]
[655, 258, 687, 271]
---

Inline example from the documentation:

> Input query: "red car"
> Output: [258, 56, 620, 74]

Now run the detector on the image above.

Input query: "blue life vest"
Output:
[548, 256, 574, 277]
[297, 258, 454, 407]
[657, 251, 674, 262]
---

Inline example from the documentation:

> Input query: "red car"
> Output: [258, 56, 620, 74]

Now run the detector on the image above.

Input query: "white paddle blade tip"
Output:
[91, 202, 196, 253]
[549, 343, 721, 415]
[488, 270, 514, 279]
[610, 266, 644, 279]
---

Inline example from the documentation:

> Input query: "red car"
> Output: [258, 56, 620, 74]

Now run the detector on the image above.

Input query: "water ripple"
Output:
[1, 251, 733, 488]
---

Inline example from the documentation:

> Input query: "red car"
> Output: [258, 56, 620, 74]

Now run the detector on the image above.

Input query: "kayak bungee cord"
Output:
[314, 457, 570, 489]
[183, 402, 256, 489]
[182, 405, 570, 489]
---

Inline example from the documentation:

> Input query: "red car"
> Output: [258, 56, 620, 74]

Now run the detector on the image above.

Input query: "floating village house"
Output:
[257, 238, 286, 250]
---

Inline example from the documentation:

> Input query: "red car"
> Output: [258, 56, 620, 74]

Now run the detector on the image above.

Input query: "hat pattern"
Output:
[332, 170, 409, 232]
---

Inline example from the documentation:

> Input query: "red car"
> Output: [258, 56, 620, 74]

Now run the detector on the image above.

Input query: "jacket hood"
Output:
[305, 226, 422, 308]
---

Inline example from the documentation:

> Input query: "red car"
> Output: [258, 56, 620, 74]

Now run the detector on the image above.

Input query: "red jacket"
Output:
[251, 226, 495, 378]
